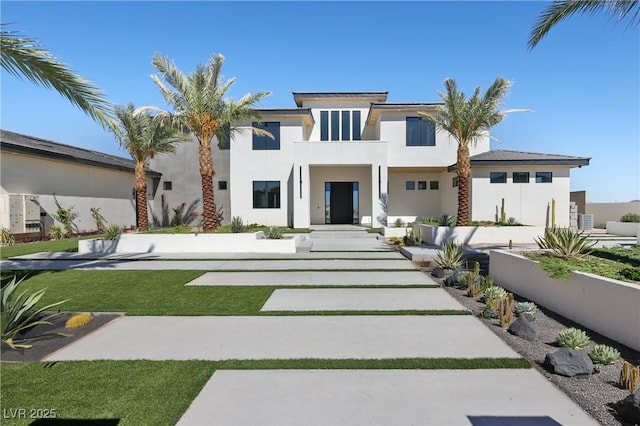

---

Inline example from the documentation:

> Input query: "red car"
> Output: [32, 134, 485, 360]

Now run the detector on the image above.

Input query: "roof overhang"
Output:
[255, 108, 315, 126]
[447, 158, 591, 172]
[292, 92, 388, 107]
[366, 102, 442, 125]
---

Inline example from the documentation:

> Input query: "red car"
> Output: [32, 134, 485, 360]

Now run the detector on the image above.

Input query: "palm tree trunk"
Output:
[456, 143, 471, 226]
[198, 140, 217, 231]
[134, 161, 149, 231]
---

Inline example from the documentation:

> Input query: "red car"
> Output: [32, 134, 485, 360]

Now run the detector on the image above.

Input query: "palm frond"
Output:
[0, 25, 113, 127]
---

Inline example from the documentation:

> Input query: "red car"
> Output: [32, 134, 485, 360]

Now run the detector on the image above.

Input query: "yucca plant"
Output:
[436, 213, 456, 226]
[535, 227, 595, 259]
[103, 224, 122, 240]
[589, 344, 620, 365]
[1, 275, 70, 349]
[435, 240, 464, 270]
[230, 216, 245, 233]
[265, 226, 283, 240]
[393, 218, 406, 228]
[556, 327, 591, 350]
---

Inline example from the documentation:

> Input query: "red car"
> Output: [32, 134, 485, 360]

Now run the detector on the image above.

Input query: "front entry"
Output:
[325, 182, 359, 224]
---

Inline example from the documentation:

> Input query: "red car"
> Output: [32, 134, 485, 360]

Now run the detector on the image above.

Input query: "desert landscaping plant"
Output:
[436, 213, 456, 226]
[1, 275, 69, 349]
[514, 301, 537, 316]
[1, 227, 15, 246]
[393, 218, 406, 228]
[265, 226, 283, 240]
[89, 207, 105, 232]
[65, 312, 94, 329]
[555, 328, 591, 350]
[620, 212, 640, 223]
[535, 227, 595, 259]
[48, 225, 66, 240]
[619, 361, 640, 392]
[103, 224, 122, 240]
[52, 193, 76, 236]
[435, 240, 464, 271]
[588, 344, 621, 365]
[403, 227, 422, 246]
[230, 216, 245, 233]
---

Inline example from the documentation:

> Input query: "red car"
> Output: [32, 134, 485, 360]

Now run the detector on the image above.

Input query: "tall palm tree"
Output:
[110, 104, 185, 231]
[150, 53, 270, 231]
[0, 24, 113, 126]
[529, 0, 640, 49]
[420, 77, 523, 226]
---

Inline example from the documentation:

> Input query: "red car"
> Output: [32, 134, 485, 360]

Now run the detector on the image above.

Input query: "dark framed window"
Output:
[452, 177, 459, 187]
[163, 181, 172, 190]
[218, 181, 227, 190]
[352, 111, 361, 140]
[218, 125, 230, 150]
[253, 181, 281, 208]
[418, 181, 427, 190]
[513, 172, 530, 183]
[331, 111, 340, 141]
[341, 111, 350, 141]
[406, 181, 415, 190]
[430, 181, 439, 190]
[536, 172, 553, 183]
[406, 117, 435, 146]
[490, 172, 507, 183]
[252, 122, 280, 150]
[320, 111, 329, 141]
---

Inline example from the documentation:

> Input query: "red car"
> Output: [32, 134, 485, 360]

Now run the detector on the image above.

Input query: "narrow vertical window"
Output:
[341, 110, 350, 141]
[320, 111, 329, 141]
[331, 111, 340, 141]
[352, 111, 361, 141]
[406, 117, 420, 146]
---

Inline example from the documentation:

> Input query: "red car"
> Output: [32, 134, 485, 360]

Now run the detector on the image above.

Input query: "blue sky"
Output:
[2, 1, 638, 202]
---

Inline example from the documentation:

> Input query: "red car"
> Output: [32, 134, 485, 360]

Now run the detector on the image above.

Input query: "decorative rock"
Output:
[431, 268, 445, 279]
[544, 348, 594, 377]
[507, 314, 537, 341]
[614, 388, 640, 425]
[520, 312, 536, 322]
[444, 269, 463, 286]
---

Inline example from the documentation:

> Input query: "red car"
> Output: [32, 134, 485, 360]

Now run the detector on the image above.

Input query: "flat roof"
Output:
[293, 92, 388, 107]
[255, 108, 315, 125]
[447, 149, 591, 171]
[1, 129, 162, 177]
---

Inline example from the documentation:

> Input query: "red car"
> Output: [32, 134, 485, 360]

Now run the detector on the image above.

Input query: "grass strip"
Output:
[0, 236, 98, 259]
[259, 310, 471, 316]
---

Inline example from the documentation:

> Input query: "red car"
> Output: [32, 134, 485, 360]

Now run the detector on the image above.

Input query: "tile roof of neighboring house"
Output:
[0, 129, 162, 177]
[447, 149, 591, 171]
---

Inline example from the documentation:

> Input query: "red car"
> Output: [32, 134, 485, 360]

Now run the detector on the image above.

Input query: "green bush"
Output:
[1, 275, 69, 349]
[53, 193, 76, 236]
[393, 218, 406, 228]
[436, 213, 456, 226]
[48, 225, 66, 240]
[103, 224, 122, 240]
[264, 226, 283, 240]
[620, 212, 640, 223]
[619, 266, 640, 281]
[555, 328, 591, 350]
[588, 344, 620, 365]
[1, 227, 15, 246]
[230, 216, 245, 233]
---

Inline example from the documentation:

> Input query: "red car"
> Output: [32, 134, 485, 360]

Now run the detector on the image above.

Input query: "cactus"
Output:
[619, 361, 640, 392]
[500, 198, 506, 223]
[65, 313, 93, 329]
[498, 293, 514, 327]
[551, 198, 556, 228]
[555, 327, 591, 350]
[508, 239, 513, 250]
[589, 345, 620, 365]
[465, 262, 482, 297]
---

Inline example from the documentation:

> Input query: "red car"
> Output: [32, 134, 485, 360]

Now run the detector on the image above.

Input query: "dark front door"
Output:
[330, 182, 353, 224]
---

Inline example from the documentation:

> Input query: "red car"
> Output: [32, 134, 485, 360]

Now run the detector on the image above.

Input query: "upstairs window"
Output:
[536, 172, 553, 183]
[320, 111, 329, 141]
[406, 117, 435, 146]
[331, 111, 340, 141]
[320, 110, 362, 141]
[490, 172, 507, 183]
[252, 122, 280, 150]
[218, 124, 230, 150]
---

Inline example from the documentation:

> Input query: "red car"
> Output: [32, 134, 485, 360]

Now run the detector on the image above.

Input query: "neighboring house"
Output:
[150, 92, 590, 228]
[0, 130, 161, 239]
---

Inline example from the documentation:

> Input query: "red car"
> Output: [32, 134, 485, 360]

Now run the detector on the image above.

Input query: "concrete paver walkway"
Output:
[45, 315, 520, 361]
[177, 369, 597, 426]
[260, 288, 466, 311]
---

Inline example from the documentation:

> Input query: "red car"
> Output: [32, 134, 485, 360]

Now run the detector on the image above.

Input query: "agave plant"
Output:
[230, 216, 245, 233]
[535, 227, 595, 259]
[435, 240, 464, 270]
[1, 275, 70, 349]
[514, 301, 537, 316]
[589, 344, 621, 365]
[556, 327, 591, 350]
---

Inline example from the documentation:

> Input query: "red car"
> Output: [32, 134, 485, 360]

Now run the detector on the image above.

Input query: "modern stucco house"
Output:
[0, 130, 160, 238]
[150, 91, 590, 228]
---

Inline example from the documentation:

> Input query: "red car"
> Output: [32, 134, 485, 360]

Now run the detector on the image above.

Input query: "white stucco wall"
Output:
[470, 166, 571, 227]
[387, 172, 443, 219]
[0, 151, 143, 232]
[440, 172, 459, 218]
[301, 100, 372, 142]
[586, 201, 640, 228]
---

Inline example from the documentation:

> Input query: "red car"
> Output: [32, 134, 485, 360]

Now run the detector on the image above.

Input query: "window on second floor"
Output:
[218, 124, 230, 150]
[320, 110, 361, 141]
[252, 122, 280, 150]
[406, 117, 435, 146]
[536, 172, 553, 183]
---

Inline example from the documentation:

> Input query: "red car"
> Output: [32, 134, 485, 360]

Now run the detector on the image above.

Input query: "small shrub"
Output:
[265, 226, 283, 239]
[419, 216, 437, 225]
[535, 227, 595, 259]
[403, 227, 423, 247]
[230, 216, 245, 233]
[389, 236, 403, 250]
[90, 207, 105, 232]
[103, 224, 122, 240]
[619, 266, 640, 281]
[393, 218, 406, 228]
[53, 193, 76, 236]
[48, 225, 66, 240]
[555, 327, 591, 350]
[514, 301, 537, 316]
[589, 344, 620, 365]
[435, 240, 463, 270]
[171, 224, 192, 233]
[65, 313, 94, 329]
[436, 213, 456, 226]
[1, 227, 15, 246]
[620, 212, 640, 223]
[505, 217, 521, 226]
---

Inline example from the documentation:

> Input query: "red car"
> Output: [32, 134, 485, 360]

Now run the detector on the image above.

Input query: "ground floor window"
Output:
[418, 181, 427, 190]
[536, 172, 553, 183]
[430, 181, 439, 190]
[163, 181, 172, 190]
[253, 181, 280, 208]
[406, 181, 415, 190]
[218, 181, 228, 190]
[452, 176, 459, 187]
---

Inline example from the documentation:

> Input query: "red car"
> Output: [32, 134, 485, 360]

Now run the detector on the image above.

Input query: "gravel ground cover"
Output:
[436, 274, 639, 426]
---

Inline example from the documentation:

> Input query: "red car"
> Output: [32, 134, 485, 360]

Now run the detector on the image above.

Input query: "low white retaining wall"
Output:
[418, 225, 545, 245]
[78, 232, 302, 254]
[490, 250, 640, 351]
[606, 221, 640, 237]
[382, 226, 411, 238]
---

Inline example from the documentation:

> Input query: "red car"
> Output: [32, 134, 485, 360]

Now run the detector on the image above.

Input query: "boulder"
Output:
[431, 268, 445, 278]
[544, 348, 594, 377]
[508, 315, 537, 341]
[614, 388, 640, 425]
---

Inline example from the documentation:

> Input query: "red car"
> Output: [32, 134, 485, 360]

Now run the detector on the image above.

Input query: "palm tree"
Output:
[528, 0, 640, 49]
[150, 53, 270, 231]
[420, 77, 523, 226]
[110, 104, 185, 231]
[0, 24, 112, 126]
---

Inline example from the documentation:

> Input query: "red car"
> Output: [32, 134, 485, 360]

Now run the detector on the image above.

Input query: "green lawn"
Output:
[0, 236, 97, 259]
[1, 358, 529, 425]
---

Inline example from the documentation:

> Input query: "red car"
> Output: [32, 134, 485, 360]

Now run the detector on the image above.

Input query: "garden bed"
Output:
[418, 224, 545, 245]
